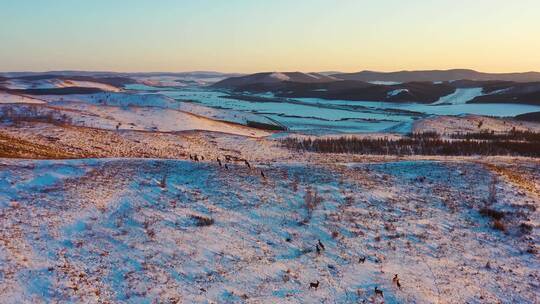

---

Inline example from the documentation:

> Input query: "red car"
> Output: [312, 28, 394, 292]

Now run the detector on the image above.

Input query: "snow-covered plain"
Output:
[0, 158, 538, 303]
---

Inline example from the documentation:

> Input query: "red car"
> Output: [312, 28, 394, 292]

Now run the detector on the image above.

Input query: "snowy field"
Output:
[1, 76, 539, 303]
[3, 80, 540, 135]
[141, 87, 540, 134]
[0, 158, 538, 303]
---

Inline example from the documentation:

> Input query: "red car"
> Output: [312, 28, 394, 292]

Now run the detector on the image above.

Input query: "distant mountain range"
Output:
[213, 70, 540, 105]
[0, 71, 242, 79]
[2, 69, 540, 105]
[332, 69, 540, 83]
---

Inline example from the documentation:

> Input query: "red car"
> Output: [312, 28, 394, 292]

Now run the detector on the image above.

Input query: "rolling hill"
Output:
[212, 72, 337, 89]
[213, 71, 540, 105]
[332, 69, 540, 83]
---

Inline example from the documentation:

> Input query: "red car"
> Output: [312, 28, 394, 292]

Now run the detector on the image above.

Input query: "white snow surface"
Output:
[387, 89, 409, 97]
[0, 159, 537, 303]
[0, 79, 120, 92]
[432, 88, 484, 105]
[46, 101, 270, 137]
[42, 92, 278, 128]
[55, 80, 121, 92]
[270, 73, 291, 81]
[368, 81, 402, 85]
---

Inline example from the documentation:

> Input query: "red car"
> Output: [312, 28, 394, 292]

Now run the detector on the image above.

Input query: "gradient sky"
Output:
[1, 0, 539, 73]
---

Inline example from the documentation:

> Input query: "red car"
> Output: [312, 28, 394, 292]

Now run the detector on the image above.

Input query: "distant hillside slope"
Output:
[211, 72, 540, 105]
[262, 81, 456, 103]
[333, 69, 540, 83]
[0, 71, 241, 79]
[212, 72, 337, 88]
[469, 82, 540, 105]
[515, 111, 540, 122]
[9, 74, 135, 87]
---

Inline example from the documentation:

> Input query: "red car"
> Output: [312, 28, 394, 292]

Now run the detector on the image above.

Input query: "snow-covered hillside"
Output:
[0, 159, 537, 303]
[48, 101, 271, 137]
[413, 114, 540, 134]
[432, 88, 484, 105]
[55, 80, 121, 92]
[0, 92, 46, 104]
[0, 79, 121, 92]
[43, 92, 282, 130]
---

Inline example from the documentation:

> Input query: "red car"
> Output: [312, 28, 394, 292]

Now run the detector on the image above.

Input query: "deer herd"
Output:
[189, 153, 266, 179]
[309, 239, 402, 298]
[186, 153, 403, 299]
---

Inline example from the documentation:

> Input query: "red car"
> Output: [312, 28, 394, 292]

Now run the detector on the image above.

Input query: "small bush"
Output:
[479, 207, 505, 220]
[519, 222, 533, 235]
[158, 175, 167, 188]
[304, 188, 322, 212]
[487, 178, 497, 204]
[492, 220, 506, 231]
[191, 215, 214, 226]
[301, 187, 322, 224]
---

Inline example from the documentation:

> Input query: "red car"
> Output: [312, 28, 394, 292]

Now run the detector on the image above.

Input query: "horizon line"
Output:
[2, 68, 540, 75]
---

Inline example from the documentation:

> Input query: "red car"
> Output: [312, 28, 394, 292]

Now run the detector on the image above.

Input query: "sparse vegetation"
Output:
[409, 131, 441, 139]
[492, 220, 506, 232]
[302, 187, 322, 223]
[281, 134, 540, 157]
[519, 222, 533, 235]
[0, 132, 77, 159]
[479, 207, 505, 220]
[450, 130, 540, 142]
[190, 215, 215, 226]
[0, 104, 73, 125]
[487, 177, 497, 204]
[158, 175, 167, 188]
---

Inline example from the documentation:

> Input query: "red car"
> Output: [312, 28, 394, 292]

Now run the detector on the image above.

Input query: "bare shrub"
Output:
[158, 175, 167, 188]
[479, 207, 505, 220]
[519, 222, 533, 235]
[0, 105, 73, 125]
[290, 176, 299, 192]
[487, 177, 497, 204]
[492, 220, 506, 231]
[302, 187, 322, 223]
[304, 187, 322, 212]
[190, 215, 214, 227]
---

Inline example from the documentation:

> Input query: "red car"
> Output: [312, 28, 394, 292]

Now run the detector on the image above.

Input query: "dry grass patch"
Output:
[485, 163, 539, 197]
[0, 131, 77, 159]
